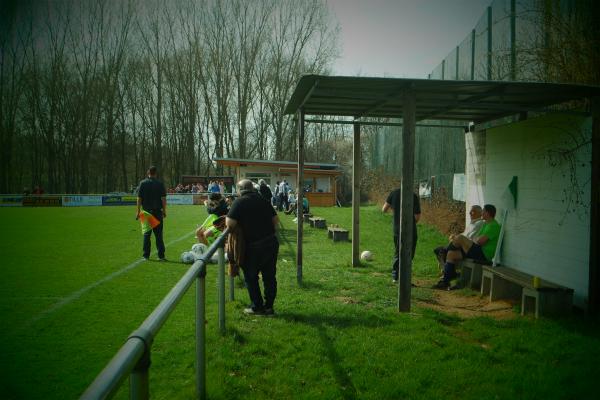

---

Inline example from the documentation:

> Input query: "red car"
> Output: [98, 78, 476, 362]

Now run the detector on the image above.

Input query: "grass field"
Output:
[0, 205, 599, 399]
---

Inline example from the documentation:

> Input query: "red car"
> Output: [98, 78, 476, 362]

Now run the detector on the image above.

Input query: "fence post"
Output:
[196, 267, 206, 400]
[218, 246, 226, 335]
[128, 328, 153, 400]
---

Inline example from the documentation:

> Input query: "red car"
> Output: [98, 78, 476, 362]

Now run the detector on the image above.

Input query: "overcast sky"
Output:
[328, 0, 491, 78]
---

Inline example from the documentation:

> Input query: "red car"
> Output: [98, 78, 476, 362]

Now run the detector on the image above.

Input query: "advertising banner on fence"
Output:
[167, 194, 194, 205]
[102, 195, 138, 206]
[0, 195, 24, 207]
[22, 196, 63, 207]
[62, 195, 103, 207]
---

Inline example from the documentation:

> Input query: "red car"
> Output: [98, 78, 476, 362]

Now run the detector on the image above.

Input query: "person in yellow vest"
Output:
[196, 193, 228, 245]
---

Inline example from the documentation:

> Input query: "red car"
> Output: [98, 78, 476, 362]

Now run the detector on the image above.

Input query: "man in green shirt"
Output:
[432, 204, 501, 290]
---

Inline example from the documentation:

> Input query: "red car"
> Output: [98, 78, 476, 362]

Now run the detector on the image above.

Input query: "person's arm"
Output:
[382, 202, 392, 213]
[226, 217, 238, 229]
[476, 235, 489, 245]
[272, 215, 280, 231]
[161, 196, 167, 218]
[414, 213, 421, 223]
[136, 197, 142, 219]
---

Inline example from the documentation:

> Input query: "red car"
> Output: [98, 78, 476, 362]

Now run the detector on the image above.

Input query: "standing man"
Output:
[278, 180, 289, 212]
[137, 166, 167, 261]
[226, 179, 279, 315]
[382, 188, 421, 283]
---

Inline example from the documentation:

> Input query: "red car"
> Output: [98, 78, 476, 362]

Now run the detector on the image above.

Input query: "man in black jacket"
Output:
[136, 166, 167, 261]
[227, 179, 279, 315]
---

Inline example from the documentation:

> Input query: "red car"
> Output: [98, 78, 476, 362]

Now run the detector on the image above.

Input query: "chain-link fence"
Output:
[369, 0, 596, 198]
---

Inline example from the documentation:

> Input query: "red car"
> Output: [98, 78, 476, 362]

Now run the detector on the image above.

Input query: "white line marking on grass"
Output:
[27, 231, 195, 326]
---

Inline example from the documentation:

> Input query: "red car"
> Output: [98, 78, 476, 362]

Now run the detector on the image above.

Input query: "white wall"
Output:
[240, 166, 296, 190]
[465, 113, 592, 308]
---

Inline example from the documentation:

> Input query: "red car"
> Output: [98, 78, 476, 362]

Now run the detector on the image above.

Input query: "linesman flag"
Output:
[139, 210, 160, 234]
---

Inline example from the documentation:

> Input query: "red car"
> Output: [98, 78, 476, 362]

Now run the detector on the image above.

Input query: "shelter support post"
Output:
[590, 97, 600, 316]
[297, 109, 305, 285]
[398, 89, 416, 312]
[352, 122, 361, 267]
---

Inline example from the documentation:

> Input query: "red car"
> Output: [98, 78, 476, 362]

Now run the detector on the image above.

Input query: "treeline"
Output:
[0, 0, 343, 194]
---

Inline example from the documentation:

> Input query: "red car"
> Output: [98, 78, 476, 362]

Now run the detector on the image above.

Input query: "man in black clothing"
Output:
[226, 179, 279, 315]
[382, 189, 421, 282]
[136, 166, 167, 261]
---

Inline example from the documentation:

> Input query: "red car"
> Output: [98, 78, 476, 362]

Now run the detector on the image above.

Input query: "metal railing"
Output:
[81, 228, 234, 400]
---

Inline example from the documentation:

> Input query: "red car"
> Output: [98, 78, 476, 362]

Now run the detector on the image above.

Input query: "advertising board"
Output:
[102, 195, 138, 206]
[62, 195, 103, 207]
[167, 194, 194, 205]
[22, 196, 63, 207]
[0, 195, 24, 207]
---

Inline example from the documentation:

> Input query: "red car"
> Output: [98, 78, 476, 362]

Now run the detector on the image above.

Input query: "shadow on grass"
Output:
[297, 280, 326, 290]
[277, 224, 297, 266]
[279, 312, 392, 400]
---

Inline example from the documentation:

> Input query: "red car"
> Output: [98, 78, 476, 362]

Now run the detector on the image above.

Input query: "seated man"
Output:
[285, 191, 297, 214]
[432, 204, 501, 290]
[196, 193, 228, 245]
[433, 205, 484, 271]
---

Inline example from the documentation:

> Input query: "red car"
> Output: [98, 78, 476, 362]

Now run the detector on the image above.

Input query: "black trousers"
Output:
[143, 212, 165, 259]
[242, 237, 279, 310]
[391, 232, 417, 278]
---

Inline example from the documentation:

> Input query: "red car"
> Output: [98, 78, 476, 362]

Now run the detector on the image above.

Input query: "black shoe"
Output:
[143, 256, 149, 260]
[263, 308, 275, 316]
[449, 284, 463, 291]
[431, 280, 450, 290]
[158, 257, 167, 262]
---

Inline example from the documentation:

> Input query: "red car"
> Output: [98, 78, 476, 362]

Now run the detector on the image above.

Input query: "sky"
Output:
[328, 0, 491, 78]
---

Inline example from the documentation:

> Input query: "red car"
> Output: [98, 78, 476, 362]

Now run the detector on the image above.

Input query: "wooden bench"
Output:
[302, 213, 313, 223]
[481, 265, 573, 318]
[327, 226, 349, 242]
[309, 217, 326, 229]
[458, 259, 488, 290]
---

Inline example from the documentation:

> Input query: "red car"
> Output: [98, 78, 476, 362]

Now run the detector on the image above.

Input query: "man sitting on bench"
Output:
[432, 204, 501, 290]
[433, 205, 484, 272]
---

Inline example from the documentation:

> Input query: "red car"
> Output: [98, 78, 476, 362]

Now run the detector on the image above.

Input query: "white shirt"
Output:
[465, 218, 485, 240]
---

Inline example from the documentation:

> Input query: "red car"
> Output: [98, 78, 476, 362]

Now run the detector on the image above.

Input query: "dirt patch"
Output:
[334, 296, 359, 304]
[414, 279, 518, 319]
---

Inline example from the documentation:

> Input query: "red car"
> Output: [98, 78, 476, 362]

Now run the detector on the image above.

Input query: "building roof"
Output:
[284, 75, 600, 123]
[214, 157, 339, 170]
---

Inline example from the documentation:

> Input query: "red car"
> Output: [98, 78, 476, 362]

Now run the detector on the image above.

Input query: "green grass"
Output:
[0, 205, 598, 399]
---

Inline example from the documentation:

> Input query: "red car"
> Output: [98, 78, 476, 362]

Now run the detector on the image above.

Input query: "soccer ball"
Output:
[360, 250, 373, 261]
[180, 251, 197, 264]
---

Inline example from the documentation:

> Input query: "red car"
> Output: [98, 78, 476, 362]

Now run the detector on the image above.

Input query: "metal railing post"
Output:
[196, 267, 206, 400]
[128, 328, 153, 400]
[218, 246, 226, 334]
[229, 275, 235, 301]
[129, 351, 150, 400]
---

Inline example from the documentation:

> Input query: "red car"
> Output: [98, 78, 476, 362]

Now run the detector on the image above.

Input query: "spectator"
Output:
[196, 193, 228, 245]
[433, 205, 484, 272]
[226, 179, 279, 316]
[258, 179, 273, 203]
[432, 204, 501, 290]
